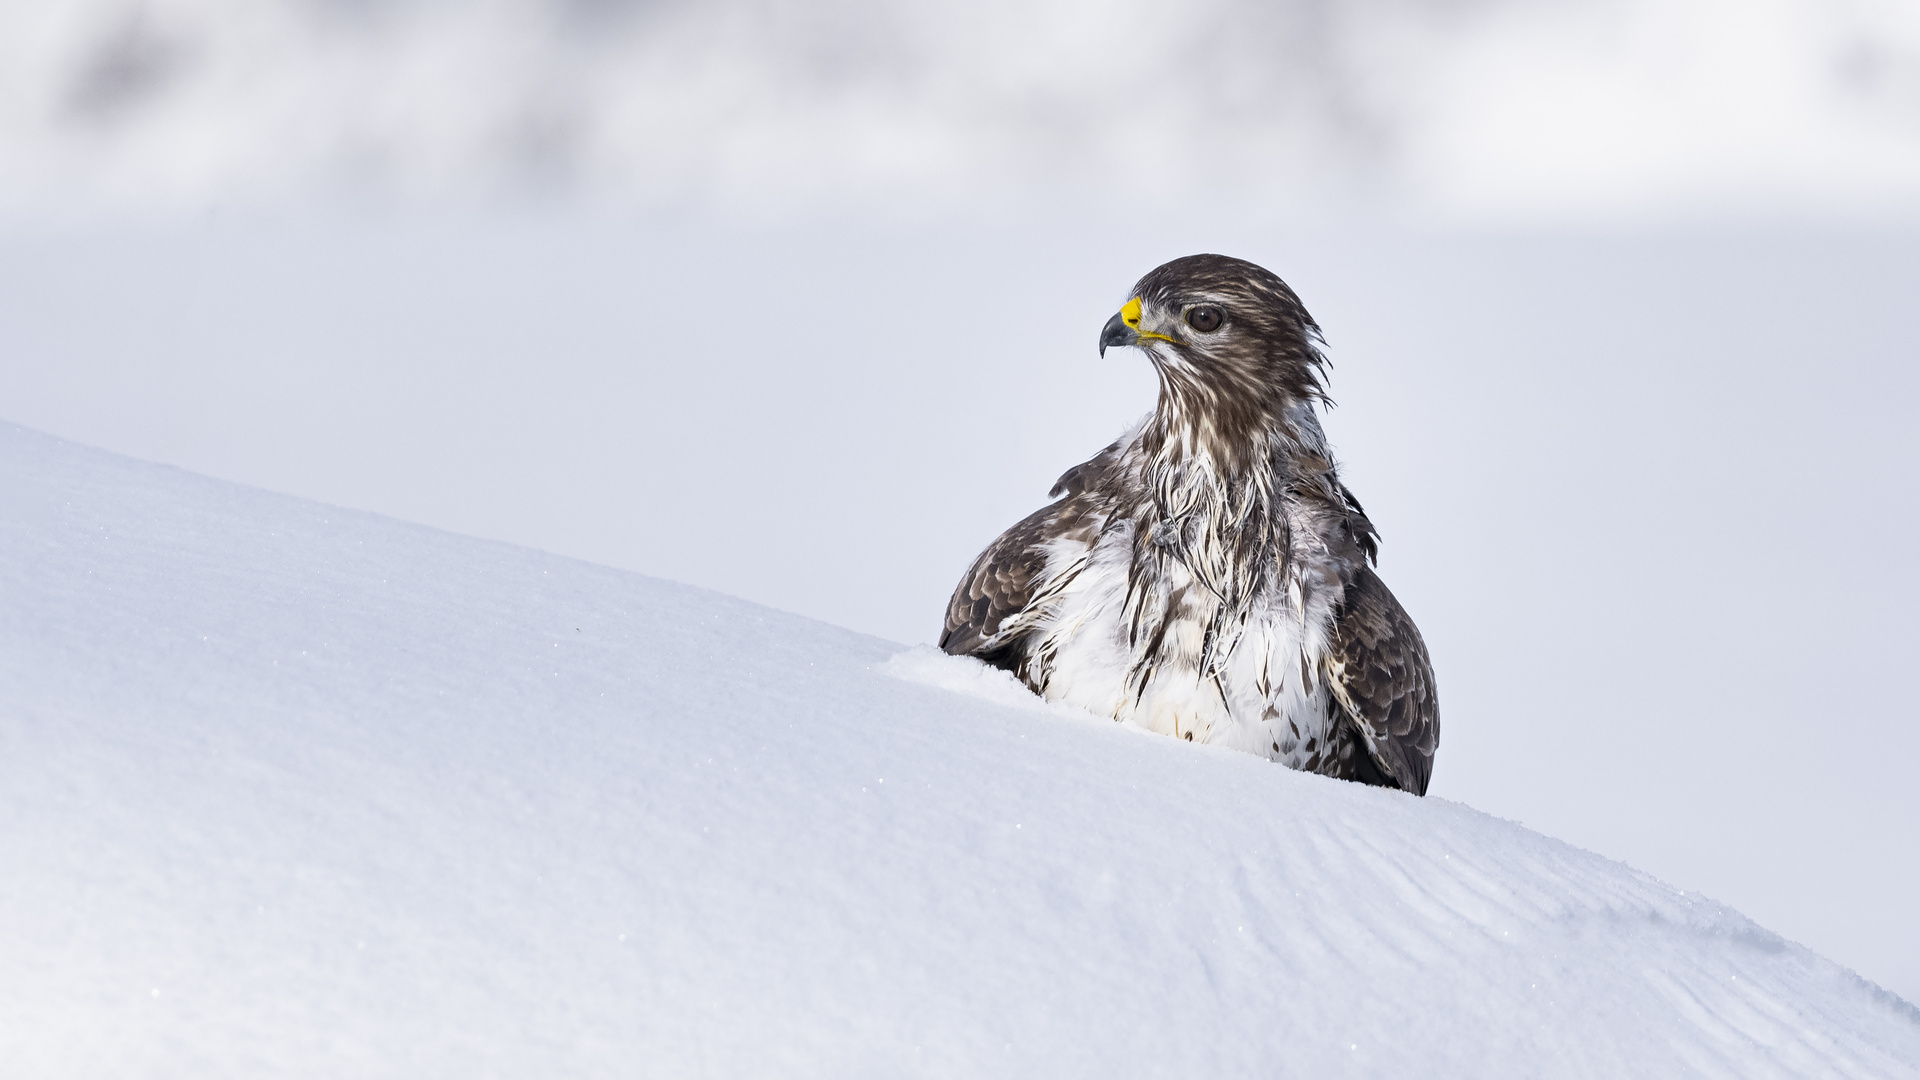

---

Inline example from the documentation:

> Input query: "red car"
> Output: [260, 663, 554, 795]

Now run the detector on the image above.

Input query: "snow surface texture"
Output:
[3, 421, 1916, 1078]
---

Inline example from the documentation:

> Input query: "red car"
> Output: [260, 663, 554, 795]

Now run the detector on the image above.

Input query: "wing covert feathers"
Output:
[938, 503, 1058, 666]
[940, 445, 1120, 668]
[1325, 567, 1439, 796]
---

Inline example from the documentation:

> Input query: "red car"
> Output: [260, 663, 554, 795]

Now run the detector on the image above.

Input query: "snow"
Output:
[10, 1, 1920, 221]
[2, 419, 1916, 1078]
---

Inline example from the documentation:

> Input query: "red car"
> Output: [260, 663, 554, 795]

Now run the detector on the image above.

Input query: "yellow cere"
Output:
[1120, 296, 1179, 346]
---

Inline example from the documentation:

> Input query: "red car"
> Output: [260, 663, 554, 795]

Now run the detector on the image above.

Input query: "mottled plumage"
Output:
[941, 254, 1438, 794]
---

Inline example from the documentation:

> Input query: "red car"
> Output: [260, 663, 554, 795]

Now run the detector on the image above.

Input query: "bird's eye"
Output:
[1184, 305, 1224, 333]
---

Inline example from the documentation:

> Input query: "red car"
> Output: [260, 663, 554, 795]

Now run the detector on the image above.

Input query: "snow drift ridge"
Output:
[1, 420, 1915, 1078]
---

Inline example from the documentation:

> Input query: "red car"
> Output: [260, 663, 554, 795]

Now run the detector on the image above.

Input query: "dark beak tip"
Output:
[1098, 311, 1135, 357]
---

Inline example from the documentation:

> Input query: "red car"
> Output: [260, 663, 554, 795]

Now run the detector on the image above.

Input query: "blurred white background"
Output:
[3, 0, 1917, 1004]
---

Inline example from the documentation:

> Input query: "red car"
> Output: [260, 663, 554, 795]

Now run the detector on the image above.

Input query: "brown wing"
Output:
[939, 443, 1121, 673]
[938, 505, 1064, 670]
[1323, 567, 1439, 795]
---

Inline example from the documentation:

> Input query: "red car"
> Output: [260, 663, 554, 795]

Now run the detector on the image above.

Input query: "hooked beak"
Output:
[1098, 311, 1137, 357]
[1099, 296, 1146, 357]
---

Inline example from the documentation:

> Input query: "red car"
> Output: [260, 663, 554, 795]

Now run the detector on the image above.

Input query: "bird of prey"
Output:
[941, 254, 1438, 794]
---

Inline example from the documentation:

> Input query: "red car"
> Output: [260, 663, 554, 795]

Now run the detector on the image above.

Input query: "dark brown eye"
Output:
[1184, 305, 1224, 333]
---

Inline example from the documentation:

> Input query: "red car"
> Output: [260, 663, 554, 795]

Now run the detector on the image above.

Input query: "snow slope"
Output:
[2, 421, 1915, 1078]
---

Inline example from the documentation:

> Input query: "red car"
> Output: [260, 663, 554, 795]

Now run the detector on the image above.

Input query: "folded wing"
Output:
[940, 447, 1120, 672]
[1324, 567, 1440, 796]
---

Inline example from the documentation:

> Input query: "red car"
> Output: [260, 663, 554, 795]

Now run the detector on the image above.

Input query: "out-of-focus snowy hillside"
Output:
[7, 0, 1920, 219]
[2, 420, 1916, 1077]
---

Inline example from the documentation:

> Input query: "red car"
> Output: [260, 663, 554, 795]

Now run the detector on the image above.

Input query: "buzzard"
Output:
[941, 254, 1438, 794]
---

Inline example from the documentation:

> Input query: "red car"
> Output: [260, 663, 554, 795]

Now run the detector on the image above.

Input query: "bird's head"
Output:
[1099, 255, 1330, 462]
